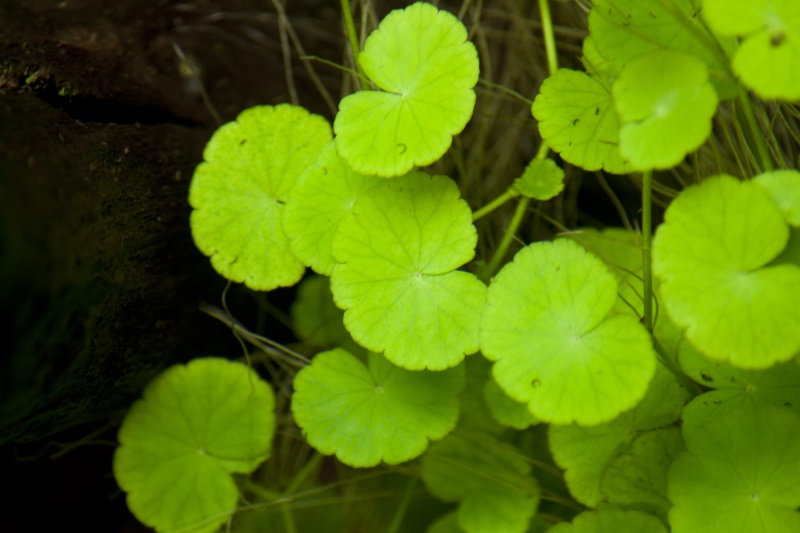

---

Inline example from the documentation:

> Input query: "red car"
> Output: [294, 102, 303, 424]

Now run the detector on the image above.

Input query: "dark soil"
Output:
[0, 0, 342, 529]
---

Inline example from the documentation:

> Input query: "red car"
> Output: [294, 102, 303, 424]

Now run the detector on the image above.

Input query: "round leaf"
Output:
[532, 69, 632, 174]
[669, 403, 800, 533]
[513, 158, 565, 201]
[613, 50, 718, 170]
[652, 175, 800, 368]
[703, 0, 800, 100]
[189, 105, 331, 290]
[480, 238, 656, 425]
[334, 2, 479, 177]
[291, 349, 464, 467]
[283, 141, 379, 275]
[331, 171, 486, 370]
[113, 358, 275, 533]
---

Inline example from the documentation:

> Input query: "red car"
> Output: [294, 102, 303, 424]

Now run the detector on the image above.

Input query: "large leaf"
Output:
[480, 238, 656, 425]
[113, 358, 275, 533]
[669, 402, 800, 533]
[291, 349, 464, 467]
[331, 171, 486, 370]
[189, 105, 331, 290]
[653, 174, 800, 368]
[334, 2, 479, 177]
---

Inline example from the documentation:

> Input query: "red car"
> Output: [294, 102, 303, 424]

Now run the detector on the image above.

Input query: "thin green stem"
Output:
[483, 197, 530, 281]
[642, 169, 653, 333]
[737, 89, 774, 172]
[340, 0, 370, 89]
[472, 188, 520, 221]
[387, 476, 417, 533]
[538, 0, 559, 76]
[284, 452, 324, 495]
[280, 503, 297, 533]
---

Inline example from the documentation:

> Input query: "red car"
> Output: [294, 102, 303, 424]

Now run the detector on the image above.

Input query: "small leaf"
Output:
[480, 238, 656, 425]
[513, 158, 565, 200]
[113, 358, 275, 533]
[458, 355, 507, 435]
[703, 0, 800, 100]
[189, 105, 331, 290]
[754, 169, 800, 226]
[334, 2, 479, 177]
[421, 433, 539, 533]
[669, 403, 800, 533]
[548, 509, 668, 533]
[483, 378, 538, 430]
[653, 175, 800, 367]
[331, 171, 486, 370]
[590, 0, 737, 99]
[532, 69, 632, 174]
[291, 349, 464, 467]
[613, 50, 718, 170]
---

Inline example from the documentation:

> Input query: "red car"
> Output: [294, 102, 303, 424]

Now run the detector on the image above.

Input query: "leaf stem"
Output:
[387, 476, 417, 533]
[736, 89, 774, 172]
[483, 197, 530, 281]
[538, 0, 559, 76]
[642, 169, 653, 332]
[340, 0, 370, 89]
[472, 188, 520, 221]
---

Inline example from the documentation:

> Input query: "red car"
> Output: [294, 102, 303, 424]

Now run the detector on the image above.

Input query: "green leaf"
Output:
[677, 342, 800, 417]
[548, 509, 668, 533]
[113, 358, 275, 533]
[421, 433, 539, 533]
[282, 141, 379, 275]
[331, 171, 486, 370]
[589, 0, 737, 99]
[290, 274, 362, 355]
[480, 238, 656, 425]
[600, 427, 685, 520]
[291, 349, 464, 467]
[189, 105, 331, 290]
[613, 50, 718, 170]
[754, 169, 800, 226]
[703, 0, 800, 100]
[549, 365, 688, 507]
[458, 355, 507, 435]
[334, 2, 479, 177]
[669, 403, 800, 533]
[483, 377, 539, 430]
[532, 69, 632, 174]
[513, 158, 565, 201]
[652, 175, 800, 368]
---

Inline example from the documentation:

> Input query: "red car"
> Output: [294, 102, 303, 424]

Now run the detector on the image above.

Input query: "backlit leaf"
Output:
[113, 358, 275, 533]
[532, 69, 632, 174]
[331, 171, 486, 370]
[291, 349, 464, 467]
[652, 175, 800, 367]
[334, 2, 479, 177]
[480, 238, 656, 425]
[189, 105, 331, 290]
